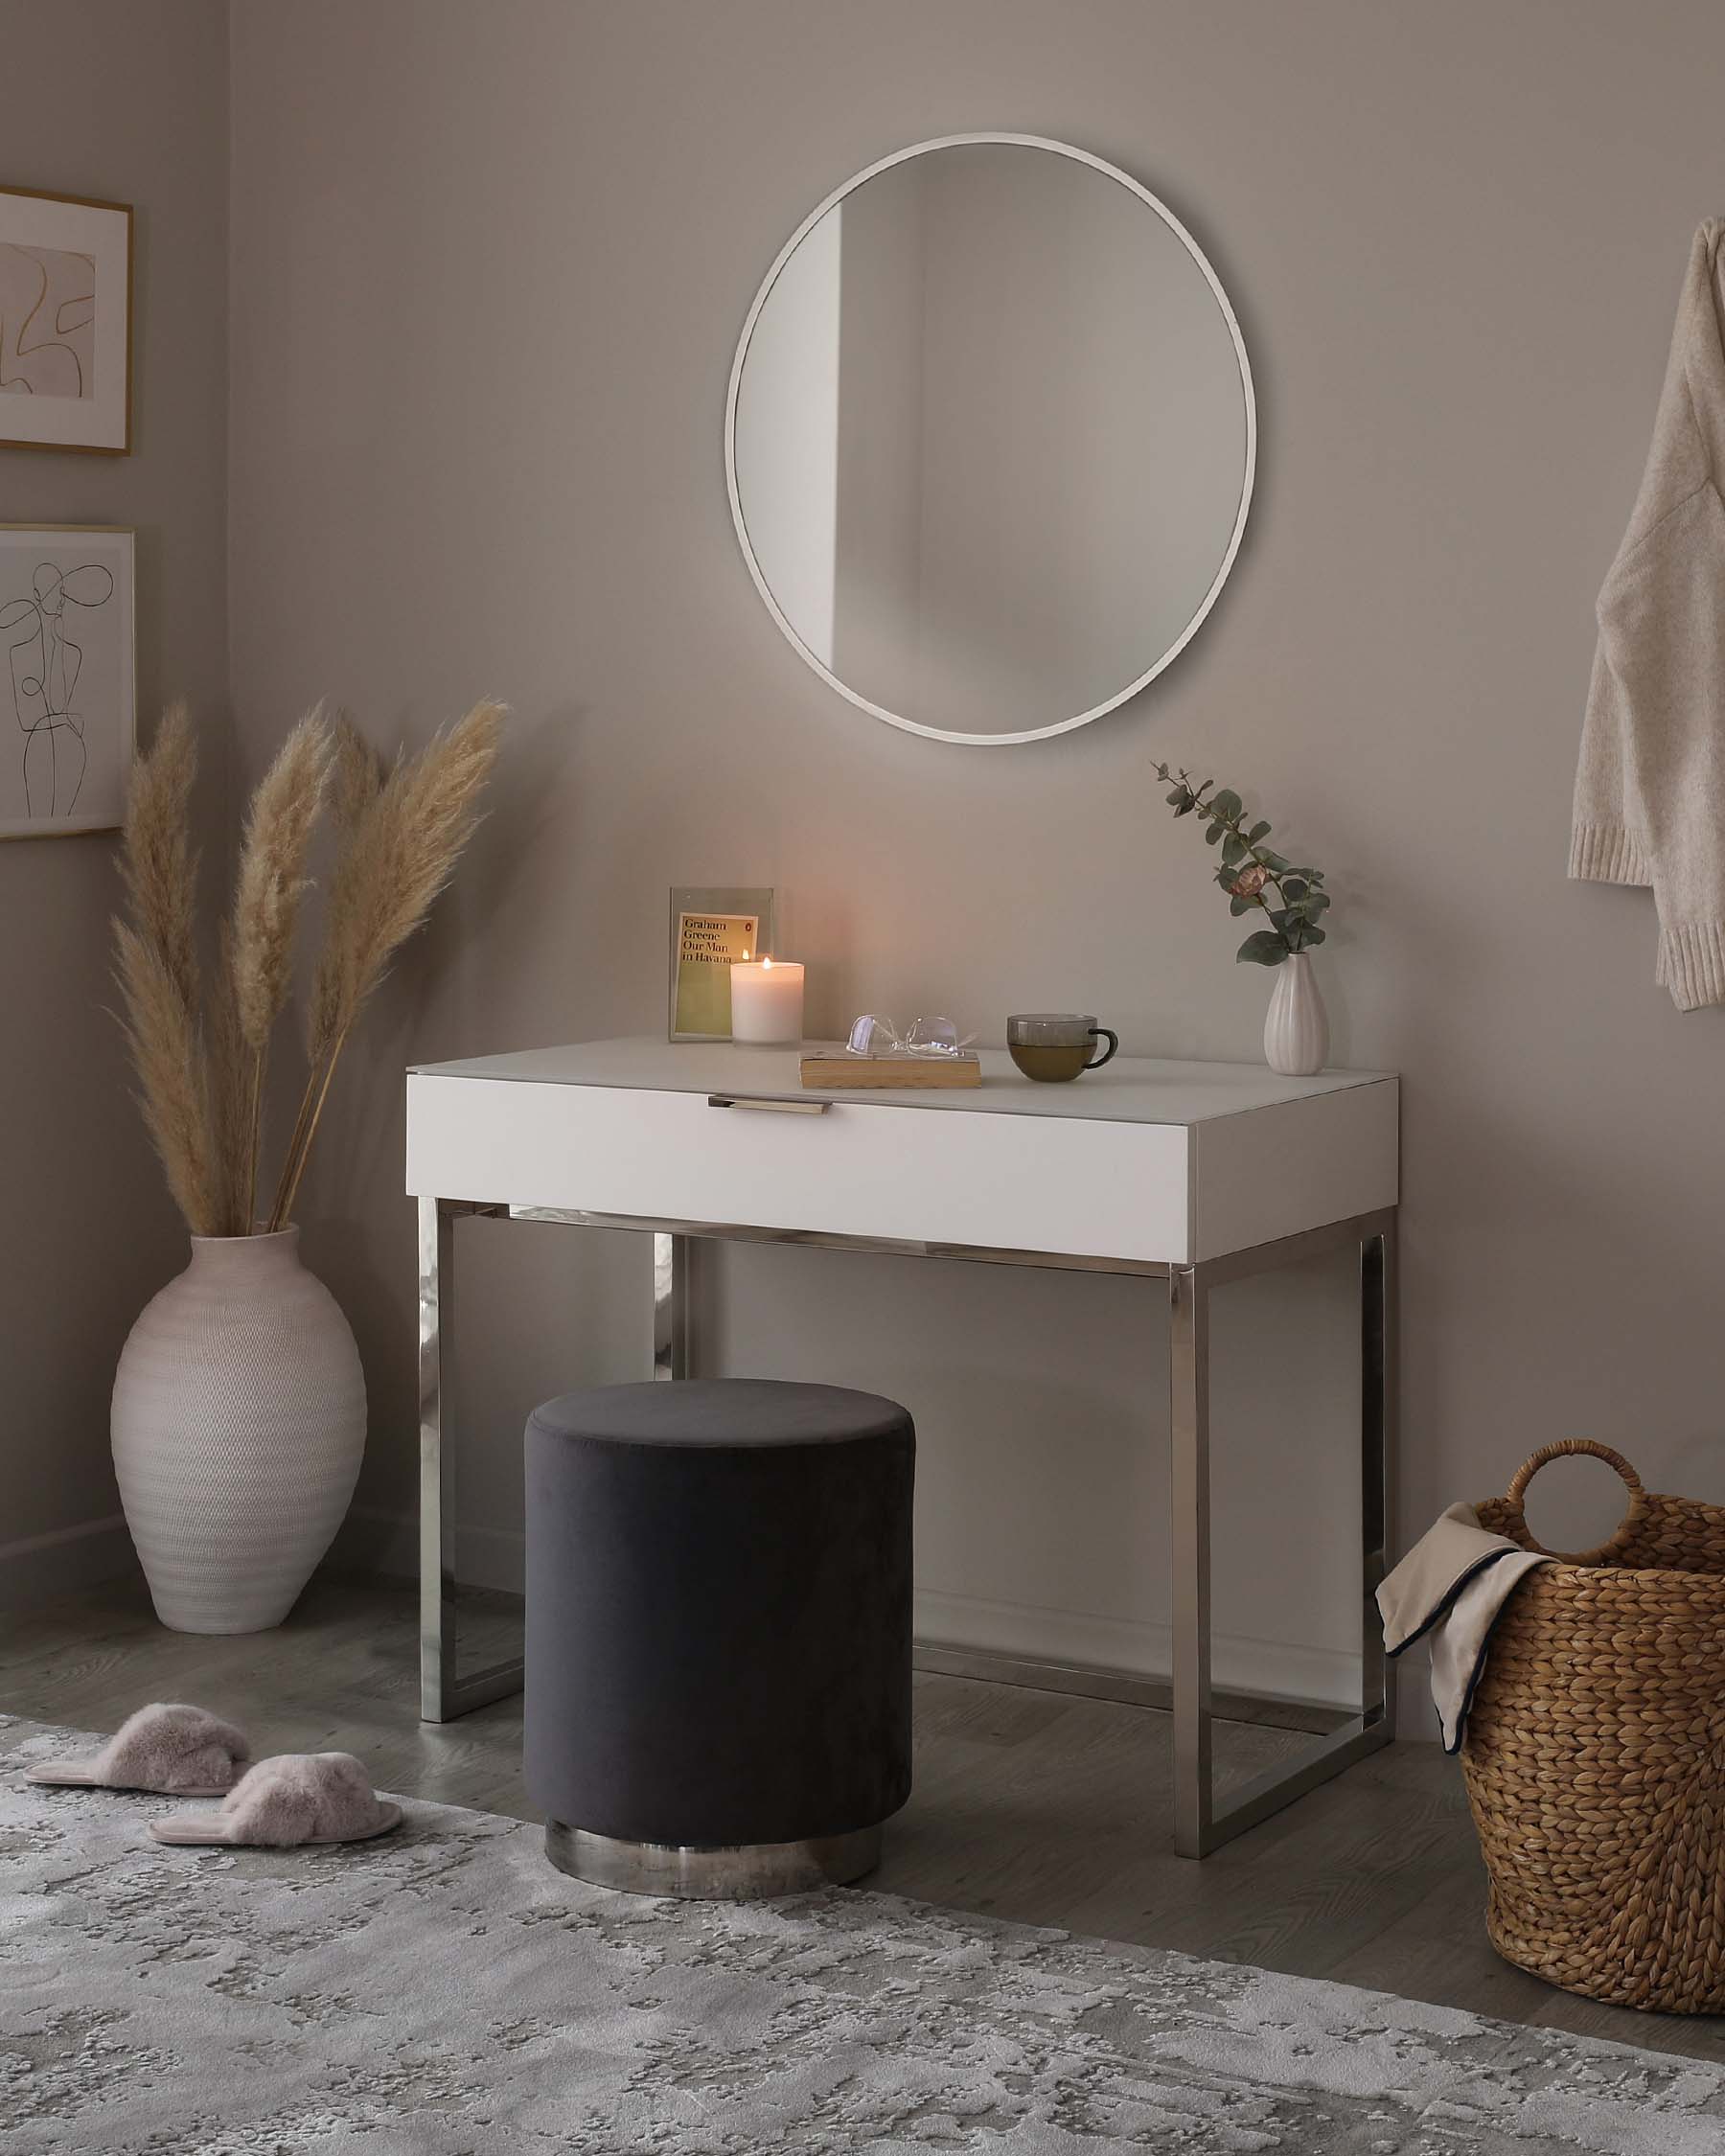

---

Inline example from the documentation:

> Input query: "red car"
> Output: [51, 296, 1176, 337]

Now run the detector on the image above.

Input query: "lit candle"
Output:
[729, 956, 805, 1044]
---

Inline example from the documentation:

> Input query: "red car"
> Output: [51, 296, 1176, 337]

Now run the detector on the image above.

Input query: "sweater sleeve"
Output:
[1571, 639, 1653, 886]
[1596, 482, 1725, 1010]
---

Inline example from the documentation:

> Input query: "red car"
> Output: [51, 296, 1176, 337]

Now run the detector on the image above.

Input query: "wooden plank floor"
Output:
[6, 1573, 1723, 2066]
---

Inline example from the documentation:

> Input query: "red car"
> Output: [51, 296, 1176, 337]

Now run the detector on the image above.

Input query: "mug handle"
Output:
[1086, 1026, 1118, 1069]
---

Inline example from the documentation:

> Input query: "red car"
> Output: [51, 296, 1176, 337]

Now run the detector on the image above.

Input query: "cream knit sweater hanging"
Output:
[1573, 218, 1725, 1011]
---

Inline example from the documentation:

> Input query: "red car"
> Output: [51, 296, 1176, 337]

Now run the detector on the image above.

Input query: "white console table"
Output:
[406, 1036, 1398, 1857]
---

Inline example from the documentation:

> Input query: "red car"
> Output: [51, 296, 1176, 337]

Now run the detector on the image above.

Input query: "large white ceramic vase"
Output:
[112, 1227, 366, 1634]
[1263, 952, 1330, 1077]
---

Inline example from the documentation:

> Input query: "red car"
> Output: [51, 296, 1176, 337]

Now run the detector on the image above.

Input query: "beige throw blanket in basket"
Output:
[1377, 1505, 1552, 1752]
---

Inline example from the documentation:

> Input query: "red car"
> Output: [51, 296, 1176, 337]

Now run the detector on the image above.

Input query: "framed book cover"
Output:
[668, 886, 774, 1042]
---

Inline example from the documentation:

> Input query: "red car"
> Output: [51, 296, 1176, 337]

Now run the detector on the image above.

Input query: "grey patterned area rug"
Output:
[6, 1718, 1725, 2154]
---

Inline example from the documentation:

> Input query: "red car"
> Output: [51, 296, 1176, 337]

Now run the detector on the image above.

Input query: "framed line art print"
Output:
[0, 526, 135, 837]
[0, 186, 133, 453]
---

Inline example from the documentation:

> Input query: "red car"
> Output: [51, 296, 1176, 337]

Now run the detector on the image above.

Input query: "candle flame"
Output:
[763, 956, 773, 969]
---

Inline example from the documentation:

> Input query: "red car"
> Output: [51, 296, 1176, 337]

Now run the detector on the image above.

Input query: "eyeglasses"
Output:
[845, 1015, 977, 1059]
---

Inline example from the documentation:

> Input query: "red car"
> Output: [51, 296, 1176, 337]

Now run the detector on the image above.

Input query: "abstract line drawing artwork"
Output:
[0, 188, 131, 452]
[0, 243, 96, 401]
[0, 527, 134, 838]
[3, 562, 112, 814]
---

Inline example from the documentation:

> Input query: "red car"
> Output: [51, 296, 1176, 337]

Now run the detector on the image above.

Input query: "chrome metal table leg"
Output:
[1170, 1210, 1398, 1855]
[419, 1196, 523, 1723]
[1169, 1262, 1212, 1858]
[653, 1230, 693, 1381]
[419, 1195, 454, 1723]
[1360, 1214, 1396, 1743]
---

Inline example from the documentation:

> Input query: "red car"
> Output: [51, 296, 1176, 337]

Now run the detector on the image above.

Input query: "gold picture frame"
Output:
[0, 184, 134, 454]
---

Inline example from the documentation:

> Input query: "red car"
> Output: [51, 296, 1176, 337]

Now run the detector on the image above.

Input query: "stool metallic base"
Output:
[545, 1819, 883, 1899]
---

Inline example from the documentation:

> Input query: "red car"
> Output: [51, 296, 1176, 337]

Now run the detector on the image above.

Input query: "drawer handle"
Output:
[707, 1093, 830, 1115]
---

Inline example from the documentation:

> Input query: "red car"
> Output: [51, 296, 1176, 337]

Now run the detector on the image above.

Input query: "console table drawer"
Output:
[408, 1073, 1195, 1263]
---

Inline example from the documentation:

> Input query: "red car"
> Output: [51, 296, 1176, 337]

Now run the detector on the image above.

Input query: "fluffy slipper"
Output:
[27, 1702, 250, 1798]
[150, 1751, 402, 1847]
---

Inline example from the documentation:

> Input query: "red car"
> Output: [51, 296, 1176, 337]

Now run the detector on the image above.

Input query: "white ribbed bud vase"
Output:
[112, 1227, 366, 1634]
[1263, 952, 1329, 1076]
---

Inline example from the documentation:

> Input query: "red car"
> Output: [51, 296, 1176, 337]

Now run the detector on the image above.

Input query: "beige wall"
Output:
[0, 0, 228, 1602]
[224, 0, 1725, 1722]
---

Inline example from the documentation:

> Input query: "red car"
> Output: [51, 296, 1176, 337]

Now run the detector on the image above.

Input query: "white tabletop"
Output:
[411, 1036, 1394, 1128]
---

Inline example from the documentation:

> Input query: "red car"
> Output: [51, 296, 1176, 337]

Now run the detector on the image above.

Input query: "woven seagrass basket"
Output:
[1465, 1438, 1725, 2014]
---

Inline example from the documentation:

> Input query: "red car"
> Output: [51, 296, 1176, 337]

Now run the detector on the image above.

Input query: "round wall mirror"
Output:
[725, 134, 1255, 747]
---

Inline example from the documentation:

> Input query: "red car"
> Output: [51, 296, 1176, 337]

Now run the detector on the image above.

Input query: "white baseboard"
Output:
[913, 1587, 1361, 1711]
[0, 1515, 141, 1609]
[326, 1509, 1361, 1711]
[326, 1504, 523, 1591]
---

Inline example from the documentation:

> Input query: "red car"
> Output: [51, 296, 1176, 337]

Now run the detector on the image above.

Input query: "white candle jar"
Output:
[729, 958, 804, 1044]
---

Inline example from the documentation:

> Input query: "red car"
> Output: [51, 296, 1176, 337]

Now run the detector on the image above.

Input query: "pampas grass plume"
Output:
[230, 707, 334, 1054]
[271, 700, 506, 1227]
[114, 708, 219, 1235]
[116, 697, 506, 1239]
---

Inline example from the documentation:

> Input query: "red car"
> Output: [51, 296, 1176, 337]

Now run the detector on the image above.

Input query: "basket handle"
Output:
[1500, 1439, 1646, 1563]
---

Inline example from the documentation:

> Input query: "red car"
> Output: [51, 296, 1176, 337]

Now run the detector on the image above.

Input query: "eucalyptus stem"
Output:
[1152, 762, 1332, 967]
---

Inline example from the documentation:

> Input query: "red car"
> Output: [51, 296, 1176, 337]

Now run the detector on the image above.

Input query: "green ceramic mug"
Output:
[1006, 1013, 1120, 1083]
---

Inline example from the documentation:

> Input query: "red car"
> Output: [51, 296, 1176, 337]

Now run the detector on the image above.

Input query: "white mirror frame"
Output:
[724, 133, 1257, 748]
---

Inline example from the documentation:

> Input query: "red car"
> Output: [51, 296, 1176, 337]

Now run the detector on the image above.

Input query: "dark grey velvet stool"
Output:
[524, 1377, 914, 1898]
